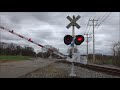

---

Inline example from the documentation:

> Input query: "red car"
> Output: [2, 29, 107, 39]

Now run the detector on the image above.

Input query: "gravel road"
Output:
[20, 60, 120, 78]
[0, 58, 58, 78]
[0, 58, 120, 78]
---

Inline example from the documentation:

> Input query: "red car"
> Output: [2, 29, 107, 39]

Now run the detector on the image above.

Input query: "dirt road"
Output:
[0, 58, 60, 78]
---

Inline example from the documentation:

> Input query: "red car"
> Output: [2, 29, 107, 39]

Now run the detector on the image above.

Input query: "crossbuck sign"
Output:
[66, 15, 81, 29]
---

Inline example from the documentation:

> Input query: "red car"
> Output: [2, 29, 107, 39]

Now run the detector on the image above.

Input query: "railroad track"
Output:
[55, 60, 120, 76]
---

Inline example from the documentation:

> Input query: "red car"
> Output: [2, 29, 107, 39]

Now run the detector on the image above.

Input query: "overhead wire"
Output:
[84, 12, 108, 44]
[80, 12, 96, 49]
[87, 12, 111, 34]
[86, 12, 99, 34]
[96, 12, 112, 29]
[84, 12, 96, 35]
[96, 12, 105, 20]
[94, 12, 106, 29]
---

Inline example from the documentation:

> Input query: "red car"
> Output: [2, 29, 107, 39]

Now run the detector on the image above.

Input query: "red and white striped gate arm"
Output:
[0, 26, 66, 58]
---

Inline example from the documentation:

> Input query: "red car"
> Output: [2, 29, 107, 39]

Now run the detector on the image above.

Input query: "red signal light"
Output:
[74, 35, 84, 45]
[64, 35, 73, 45]
[67, 38, 70, 40]
[77, 37, 82, 41]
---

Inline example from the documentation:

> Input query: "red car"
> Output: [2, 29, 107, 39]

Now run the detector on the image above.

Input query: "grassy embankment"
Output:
[0, 55, 32, 63]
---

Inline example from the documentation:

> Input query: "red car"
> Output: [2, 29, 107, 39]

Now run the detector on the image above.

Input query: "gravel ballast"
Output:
[20, 61, 120, 78]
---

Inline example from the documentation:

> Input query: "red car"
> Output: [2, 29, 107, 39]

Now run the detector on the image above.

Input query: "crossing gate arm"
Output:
[0, 26, 65, 58]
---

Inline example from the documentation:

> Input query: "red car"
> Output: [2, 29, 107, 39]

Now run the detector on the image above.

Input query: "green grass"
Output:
[107, 59, 113, 65]
[0, 55, 31, 61]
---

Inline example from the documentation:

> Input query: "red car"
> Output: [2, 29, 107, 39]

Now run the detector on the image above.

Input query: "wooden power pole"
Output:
[89, 19, 98, 63]
[84, 33, 92, 61]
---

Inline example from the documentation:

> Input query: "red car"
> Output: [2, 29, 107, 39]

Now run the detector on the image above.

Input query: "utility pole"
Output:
[89, 19, 98, 63]
[84, 33, 92, 61]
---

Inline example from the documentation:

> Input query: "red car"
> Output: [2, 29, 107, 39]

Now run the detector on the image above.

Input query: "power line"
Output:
[87, 24, 93, 34]
[93, 12, 99, 19]
[85, 12, 103, 34]
[96, 12, 112, 29]
[96, 12, 105, 20]
[94, 12, 107, 28]
[92, 12, 105, 28]
[68, 15, 119, 17]
[86, 18, 90, 31]
[84, 12, 96, 35]
[89, 19, 98, 63]
[86, 18, 93, 34]
[97, 12, 107, 21]
[84, 33, 92, 60]
[88, 12, 112, 35]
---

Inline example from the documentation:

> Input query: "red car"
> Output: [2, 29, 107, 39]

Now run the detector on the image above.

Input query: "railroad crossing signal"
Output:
[64, 35, 84, 45]
[74, 35, 84, 45]
[66, 15, 81, 29]
[64, 35, 73, 45]
[65, 15, 81, 77]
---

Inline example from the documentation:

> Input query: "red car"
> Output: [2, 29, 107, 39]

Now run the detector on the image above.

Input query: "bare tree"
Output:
[112, 41, 120, 65]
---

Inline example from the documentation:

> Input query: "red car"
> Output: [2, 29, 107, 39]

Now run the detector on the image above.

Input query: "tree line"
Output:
[37, 52, 61, 58]
[66, 41, 120, 67]
[0, 42, 62, 59]
[111, 41, 120, 66]
[37, 46, 61, 59]
[88, 41, 120, 66]
[0, 42, 36, 56]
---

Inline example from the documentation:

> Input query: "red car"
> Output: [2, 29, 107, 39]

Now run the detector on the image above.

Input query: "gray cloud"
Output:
[0, 12, 120, 55]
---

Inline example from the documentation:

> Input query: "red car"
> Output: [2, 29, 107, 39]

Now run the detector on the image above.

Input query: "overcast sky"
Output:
[0, 12, 120, 55]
